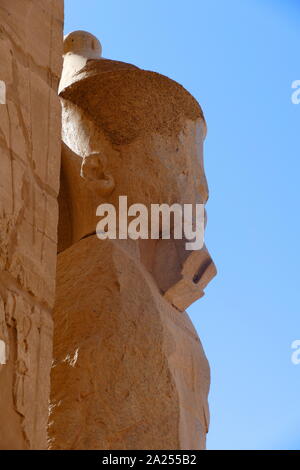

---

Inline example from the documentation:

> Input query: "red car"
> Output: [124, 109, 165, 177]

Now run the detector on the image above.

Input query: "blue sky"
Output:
[64, 0, 300, 450]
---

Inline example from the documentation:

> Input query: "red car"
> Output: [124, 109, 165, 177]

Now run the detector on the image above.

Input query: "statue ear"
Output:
[80, 153, 115, 196]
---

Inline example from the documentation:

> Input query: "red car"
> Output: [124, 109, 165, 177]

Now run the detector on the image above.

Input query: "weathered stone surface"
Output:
[0, 0, 63, 449]
[50, 31, 216, 450]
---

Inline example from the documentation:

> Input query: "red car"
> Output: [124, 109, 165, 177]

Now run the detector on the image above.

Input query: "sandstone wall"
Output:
[0, 0, 63, 449]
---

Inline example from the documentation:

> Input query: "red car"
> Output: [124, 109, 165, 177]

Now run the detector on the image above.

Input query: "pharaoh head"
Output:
[58, 30, 216, 311]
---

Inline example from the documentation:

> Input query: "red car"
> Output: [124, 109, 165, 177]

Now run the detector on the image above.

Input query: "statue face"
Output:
[113, 118, 209, 209]
[109, 117, 215, 307]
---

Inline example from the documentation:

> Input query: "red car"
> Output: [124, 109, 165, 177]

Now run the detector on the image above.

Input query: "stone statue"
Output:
[48, 30, 216, 450]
